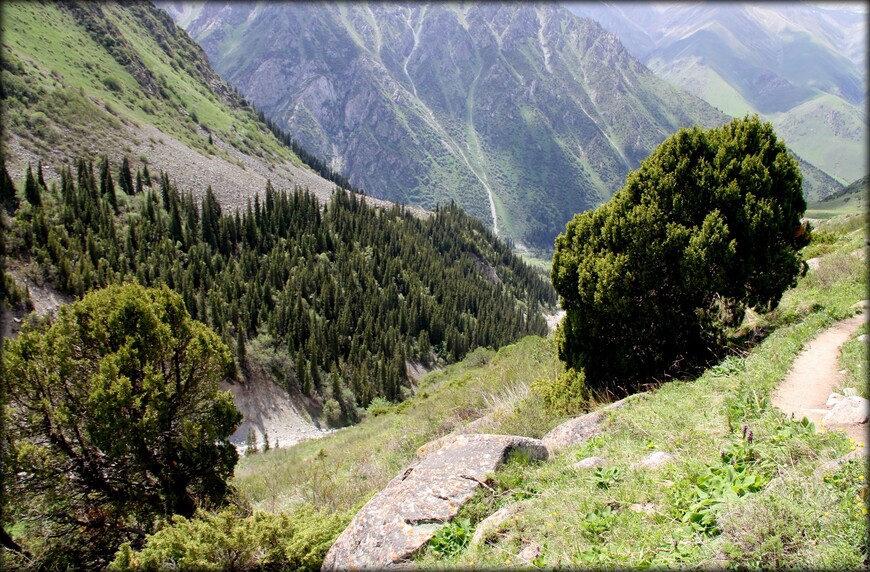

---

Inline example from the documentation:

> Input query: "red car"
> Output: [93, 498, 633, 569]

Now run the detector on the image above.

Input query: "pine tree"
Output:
[118, 157, 134, 195]
[36, 160, 47, 190]
[136, 170, 143, 194]
[24, 164, 41, 207]
[0, 160, 19, 214]
[142, 160, 151, 186]
[99, 157, 118, 213]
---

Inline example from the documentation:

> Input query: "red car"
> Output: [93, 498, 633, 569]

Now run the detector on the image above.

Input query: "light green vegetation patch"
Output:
[233, 338, 564, 516]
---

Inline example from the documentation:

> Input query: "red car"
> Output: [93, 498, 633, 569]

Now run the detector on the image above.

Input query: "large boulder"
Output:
[321, 434, 548, 570]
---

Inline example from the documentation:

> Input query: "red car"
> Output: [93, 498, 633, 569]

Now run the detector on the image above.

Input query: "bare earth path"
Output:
[772, 309, 868, 443]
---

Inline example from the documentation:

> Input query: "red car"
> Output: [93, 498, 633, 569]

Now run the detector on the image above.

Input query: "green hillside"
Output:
[103, 212, 867, 570]
[565, 2, 865, 193]
[1, 1, 342, 208]
[807, 175, 869, 218]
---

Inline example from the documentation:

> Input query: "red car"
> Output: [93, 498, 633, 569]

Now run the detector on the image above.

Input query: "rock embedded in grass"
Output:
[321, 434, 548, 570]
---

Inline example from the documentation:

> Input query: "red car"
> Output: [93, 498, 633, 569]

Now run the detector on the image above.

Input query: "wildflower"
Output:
[747, 430, 753, 443]
[742, 424, 748, 439]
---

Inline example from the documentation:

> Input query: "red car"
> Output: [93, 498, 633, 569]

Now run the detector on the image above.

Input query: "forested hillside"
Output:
[1, 157, 555, 421]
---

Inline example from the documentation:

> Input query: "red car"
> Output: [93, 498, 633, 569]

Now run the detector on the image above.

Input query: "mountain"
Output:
[162, 2, 729, 249]
[0, 1, 377, 211]
[564, 2, 867, 186]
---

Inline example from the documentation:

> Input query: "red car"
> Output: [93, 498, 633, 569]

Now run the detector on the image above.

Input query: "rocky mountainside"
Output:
[163, 2, 730, 249]
[565, 2, 867, 186]
[1, 1, 377, 211]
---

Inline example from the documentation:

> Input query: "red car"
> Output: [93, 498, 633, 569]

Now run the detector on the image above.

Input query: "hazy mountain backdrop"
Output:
[564, 1, 867, 186]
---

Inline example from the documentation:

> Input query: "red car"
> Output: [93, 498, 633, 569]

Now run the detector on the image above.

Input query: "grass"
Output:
[233, 339, 565, 515]
[230, 213, 867, 569]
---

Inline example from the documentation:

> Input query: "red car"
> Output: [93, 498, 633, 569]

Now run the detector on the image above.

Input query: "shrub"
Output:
[552, 116, 808, 392]
[531, 368, 587, 416]
[111, 504, 350, 571]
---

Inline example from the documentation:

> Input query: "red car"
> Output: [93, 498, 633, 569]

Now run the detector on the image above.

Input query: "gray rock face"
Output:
[542, 410, 605, 454]
[321, 434, 548, 570]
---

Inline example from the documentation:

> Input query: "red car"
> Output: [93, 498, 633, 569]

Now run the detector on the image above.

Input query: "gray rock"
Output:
[858, 334, 868, 343]
[518, 542, 542, 562]
[321, 434, 548, 570]
[542, 410, 605, 454]
[469, 501, 530, 547]
[822, 396, 869, 426]
[541, 395, 636, 455]
[573, 456, 606, 470]
[842, 387, 858, 397]
[629, 503, 656, 514]
[805, 257, 821, 271]
[826, 393, 843, 407]
[631, 451, 676, 470]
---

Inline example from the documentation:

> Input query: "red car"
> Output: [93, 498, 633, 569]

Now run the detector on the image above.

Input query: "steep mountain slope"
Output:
[565, 2, 867, 185]
[164, 2, 728, 249]
[0, 1, 377, 210]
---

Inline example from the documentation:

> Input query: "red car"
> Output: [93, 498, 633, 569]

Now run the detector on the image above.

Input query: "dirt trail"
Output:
[772, 309, 868, 443]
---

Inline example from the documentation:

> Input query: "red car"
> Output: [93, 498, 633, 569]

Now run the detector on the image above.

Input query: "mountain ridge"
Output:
[166, 2, 732, 248]
[564, 1, 867, 185]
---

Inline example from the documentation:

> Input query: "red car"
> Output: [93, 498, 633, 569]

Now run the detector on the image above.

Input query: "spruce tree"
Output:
[99, 157, 118, 213]
[36, 160, 47, 190]
[142, 160, 151, 186]
[118, 157, 134, 195]
[24, 164, 41, 207]
[0, 160, 19, 214]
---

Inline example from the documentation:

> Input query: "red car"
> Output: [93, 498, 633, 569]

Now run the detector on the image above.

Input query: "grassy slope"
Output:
[772, 94, 867, 186]
[234, 213, 867, 569]
[1, 2, 307, 186]
[806, 175, 869, 218]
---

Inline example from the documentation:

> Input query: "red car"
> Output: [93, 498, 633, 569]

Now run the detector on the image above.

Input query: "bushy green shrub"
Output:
[531, 368, 587, 416]
[110, 504, 350, 571]
[552, 116, 808, 391]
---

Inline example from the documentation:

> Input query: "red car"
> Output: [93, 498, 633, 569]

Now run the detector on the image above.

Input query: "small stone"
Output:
[573, 457, 606, 470]
[858, 334, 868, 343]
[805, 257, 821, 271]
[826, 393, 843, 408]
[822, 396, 869, 426]
[518, 542, 541, 562]
[843, 387, 858, 397]
[629, 503, 656, 514]
[470, 502, 529, 547]
[631, 451, 675, 470]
